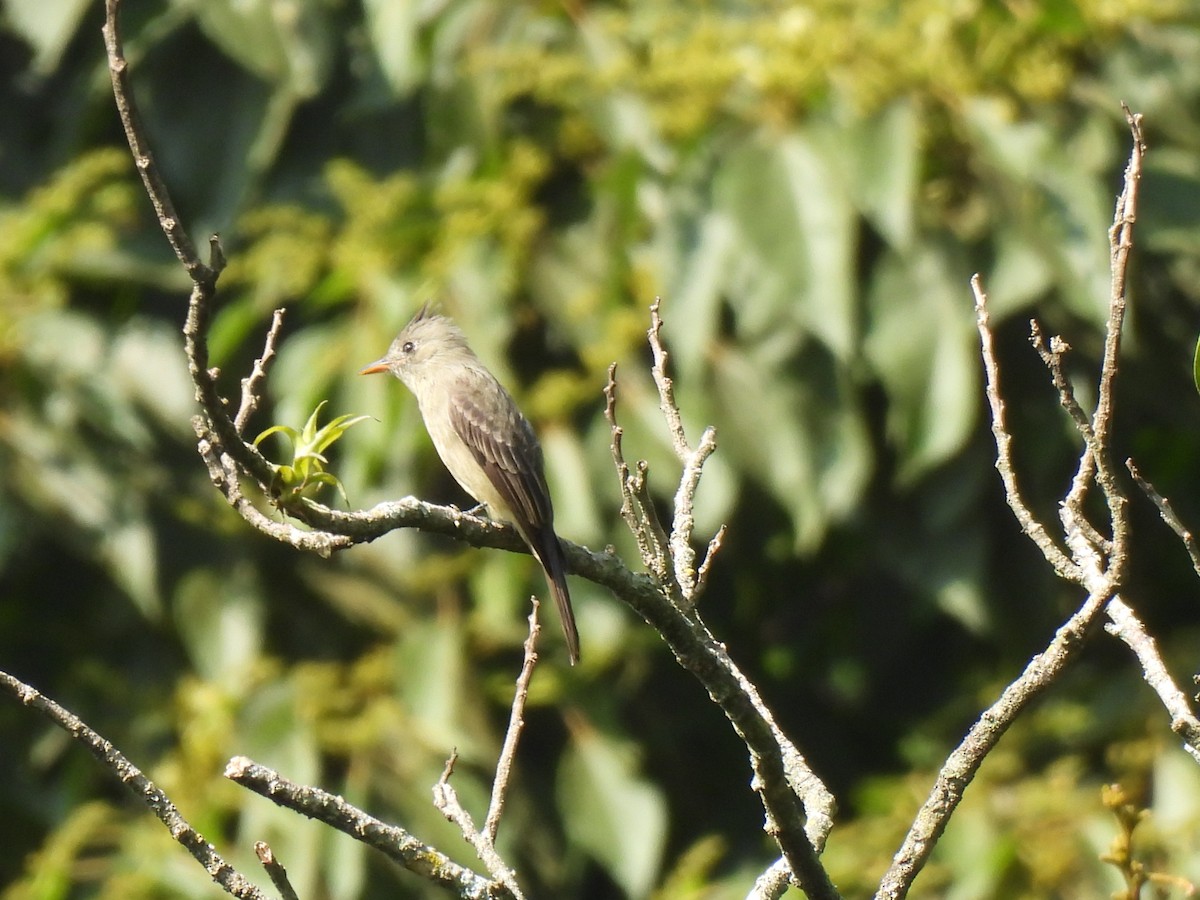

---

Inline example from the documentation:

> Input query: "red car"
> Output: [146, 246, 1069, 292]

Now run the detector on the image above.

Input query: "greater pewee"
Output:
[360, 305, 581, 664]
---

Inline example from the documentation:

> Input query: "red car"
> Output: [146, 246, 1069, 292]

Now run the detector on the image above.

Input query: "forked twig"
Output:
[433, 753, 525, 899]
[971, 278, 1081, 583]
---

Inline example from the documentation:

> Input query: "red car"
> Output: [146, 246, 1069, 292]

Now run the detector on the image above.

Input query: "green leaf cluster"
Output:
[255, 401, 372, 507]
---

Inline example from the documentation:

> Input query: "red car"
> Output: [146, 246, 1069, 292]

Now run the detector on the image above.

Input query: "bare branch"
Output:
[1094, 106, 1145, 450]
[433, 753, 526, 899]
[882, 115, 1155, 898]
[484, 599, 541, 844]
[236, 308, 286, 434]
[254, 842, 300, 900]
[1105, 598, 1200, 762]
[226, 756, 512, 898]
[1127, 460, 1200, 578]
[647, 299, 723, 604]
[875, 584, 1115, 899]
[0, 669, 270, 899]
[971, 276, 1082, 583]
[606, 309, 838, 896]
[1028, 322, 1122, 558]
[103, 0, 213, 284]
[604, 365, 678, 598]
[694, 524, 728, 602]
[648, 297, 691, 459]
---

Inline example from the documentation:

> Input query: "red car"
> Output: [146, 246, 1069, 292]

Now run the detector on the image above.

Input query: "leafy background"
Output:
[3, 1, 1200, 897]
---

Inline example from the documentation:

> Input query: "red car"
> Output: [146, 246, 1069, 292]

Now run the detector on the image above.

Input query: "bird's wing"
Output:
[448, 370, 553, 531]
[448, 369, 580, 664]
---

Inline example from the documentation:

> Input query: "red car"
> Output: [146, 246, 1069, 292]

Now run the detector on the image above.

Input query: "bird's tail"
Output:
[531, 531, 580, 665]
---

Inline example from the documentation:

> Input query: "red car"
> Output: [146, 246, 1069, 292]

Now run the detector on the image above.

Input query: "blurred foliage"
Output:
[3, 0, 1200, 897]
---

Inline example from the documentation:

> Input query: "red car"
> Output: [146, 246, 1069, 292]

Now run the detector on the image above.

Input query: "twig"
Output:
[647, 298, 724, 604]
[881, 115, 1153, 898]
[607, 333, 836, 897]
[604, 365, 679, 601]
[102, 0, 211, 284]
[1027, 323, 1121, 558]
[0, 669, 270, 899]
[433, 752, 526, 899]
[875, 584, 1115, 899]
[226, 756, 512, 899]
[694, 524, 727, 602]
[484, 599, 541, 844]
[1104, 598, 1200, 764]
[971, 276, 1082, 583]
[236, 308, 286, 434]
[1028, 325, 1094, 451]
[747, 857, 794, 900]
[1127, 459, 1200, 578]
[254, 842, 300, 900]
[1095, 105, 1144, 451]
[648, 297, 691, 459]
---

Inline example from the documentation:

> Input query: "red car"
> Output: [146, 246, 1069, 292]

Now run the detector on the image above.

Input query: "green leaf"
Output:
[254, 423, 299, 448]
[865, 243, 980, 484]
[559, 727, 667, 897]
[184, 0, 334, 96]
[255, 401, 370, 503]
[713, 129, 857, 361]
[1193, 334, 1200, 396]
[311, 414, 375, 456]
[5, 0, 92, 75]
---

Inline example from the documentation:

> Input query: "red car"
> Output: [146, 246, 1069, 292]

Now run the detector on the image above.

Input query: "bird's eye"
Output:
[401, 340, 415, 354]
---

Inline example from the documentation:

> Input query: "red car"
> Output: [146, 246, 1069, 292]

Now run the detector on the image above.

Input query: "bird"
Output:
[360, 304, 580, 664]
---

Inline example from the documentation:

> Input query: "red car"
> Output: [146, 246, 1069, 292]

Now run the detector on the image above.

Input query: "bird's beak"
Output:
[359, 359, 390, 375]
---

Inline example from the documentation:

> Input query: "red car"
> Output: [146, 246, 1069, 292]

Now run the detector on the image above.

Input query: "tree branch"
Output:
[0, 669, 270, 899]
[226, 756, 512, 898]
[484, 599, 541, 845]
[433, 753, 526, 899]
[606, 308, 838, 897]
[877, 110, 1155, 899]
